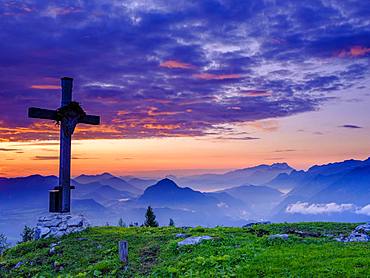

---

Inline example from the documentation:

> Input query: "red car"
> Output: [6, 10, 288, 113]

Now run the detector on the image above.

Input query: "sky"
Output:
[0, 0, 369, 177]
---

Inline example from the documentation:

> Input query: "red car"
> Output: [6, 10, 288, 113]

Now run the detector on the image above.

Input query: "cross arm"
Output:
[29, 107, 100, 125]
[79, 115, 100, 125]
[28, 107, 57, 120]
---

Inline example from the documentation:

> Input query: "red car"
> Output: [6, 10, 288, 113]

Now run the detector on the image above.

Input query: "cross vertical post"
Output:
[60, 77, 73, 213]
[28, 76, 100, 213]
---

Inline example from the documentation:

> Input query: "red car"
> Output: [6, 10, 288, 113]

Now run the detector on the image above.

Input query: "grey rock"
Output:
[177, 236, 212, 246]
[49, 247, 56, 255]
[175, 233, 188, 238]
[59, 223, 68, 231]
[14, 262, 23, 269]
[347, 233, 370, 242]
[34, 226, 50, 239]
[43, 219, 63, 227]
[334, 234, 347, 242]
[39, 215, 56, 222]
[53, 231, 67, 238]
[323, 233, 335, 237]
[269, 234, 289, 240]
[67, 216, 84, 227]
[49, 241, 61, 253]
[50, 242, 60, 248]
[63, 215, 73, 221]
[49, 227, 60, 235]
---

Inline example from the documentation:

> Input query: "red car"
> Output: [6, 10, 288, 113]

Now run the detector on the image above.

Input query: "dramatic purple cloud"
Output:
[0, 0, 369, 140]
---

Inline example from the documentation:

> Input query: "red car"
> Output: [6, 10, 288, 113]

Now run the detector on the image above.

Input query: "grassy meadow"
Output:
[0, 222, 369, 277]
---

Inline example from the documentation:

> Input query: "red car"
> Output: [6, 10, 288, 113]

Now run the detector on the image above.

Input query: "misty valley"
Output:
[1, 157, 369, 244]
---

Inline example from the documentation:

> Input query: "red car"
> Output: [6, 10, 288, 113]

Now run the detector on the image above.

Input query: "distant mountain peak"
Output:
[101, 172, 114, 177]
[76, 172, 115, 179]
[271, 162, 291, 168]
[154, 178, 178, 188]
[307, 157, 370, 174]
[139, 178, 216, 207]
[235, 162, 293, 172]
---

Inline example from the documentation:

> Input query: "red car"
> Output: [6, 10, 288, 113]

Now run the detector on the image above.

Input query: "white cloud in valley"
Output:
[285, 202, 370, 215]
[356, 204, 370, 216]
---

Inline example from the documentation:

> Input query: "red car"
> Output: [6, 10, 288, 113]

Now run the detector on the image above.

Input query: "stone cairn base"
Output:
[34, 213, 90, 240]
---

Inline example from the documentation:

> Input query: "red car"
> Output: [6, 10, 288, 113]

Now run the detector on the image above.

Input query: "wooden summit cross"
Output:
[28, 77, 100, 213]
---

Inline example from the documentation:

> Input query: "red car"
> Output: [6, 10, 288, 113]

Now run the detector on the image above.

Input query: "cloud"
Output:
[160, 60, 195, 69]
[287, 202, 370, 216]
[115, 157, 134, 160]
[32, 156, 59, 160]
[249, 120, 279, 132]
[241, 90, 272, 97]
[356, 204, 370, 216]
[12, 142, 60, 146]
[274, 149, 296, 153]
[217, 202, 229, 208]
[337, 46, 370, 58]
[192, 73, 241, 80]
[32, 155, 93, 160]
[339, 124, 363, 129]
[214, 136, 260, 140]
[0, 148, 20, 152]
[30, 85, 60, 90]
[286, 202, 356, 214]
[313, 131, 324, 135]
[0, 0, 369, 140]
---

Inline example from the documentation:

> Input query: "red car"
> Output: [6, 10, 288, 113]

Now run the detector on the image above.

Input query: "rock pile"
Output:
[34, 213, 90, 239]
[335, 223, 370, 242]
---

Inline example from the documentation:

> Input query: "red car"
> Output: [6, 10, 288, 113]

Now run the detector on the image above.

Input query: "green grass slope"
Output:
[0, 223, 369, 277]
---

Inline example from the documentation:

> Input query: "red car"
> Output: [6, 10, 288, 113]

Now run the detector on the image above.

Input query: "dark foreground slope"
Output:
[0, 223, 369, 277]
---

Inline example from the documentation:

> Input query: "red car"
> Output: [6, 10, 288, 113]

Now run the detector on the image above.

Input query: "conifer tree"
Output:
[169, 218, 175, 227]
[20, 225, 34, 243]
[144, 206, 159, 227]
[0, 233, 9, 255]
[118, 218, 126, 227]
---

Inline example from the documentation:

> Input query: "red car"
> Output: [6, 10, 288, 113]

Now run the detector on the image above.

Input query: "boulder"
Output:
[177, 236, 212, 246]
[175, 233, 189, 238]
[34, 227, 50, 239]
[42, 218, 63, 227]
[268, 234, 289, 240]
[67, 216, 84, 227]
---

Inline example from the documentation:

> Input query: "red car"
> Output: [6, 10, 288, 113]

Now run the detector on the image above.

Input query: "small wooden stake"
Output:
[118, 240, 128, 265]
